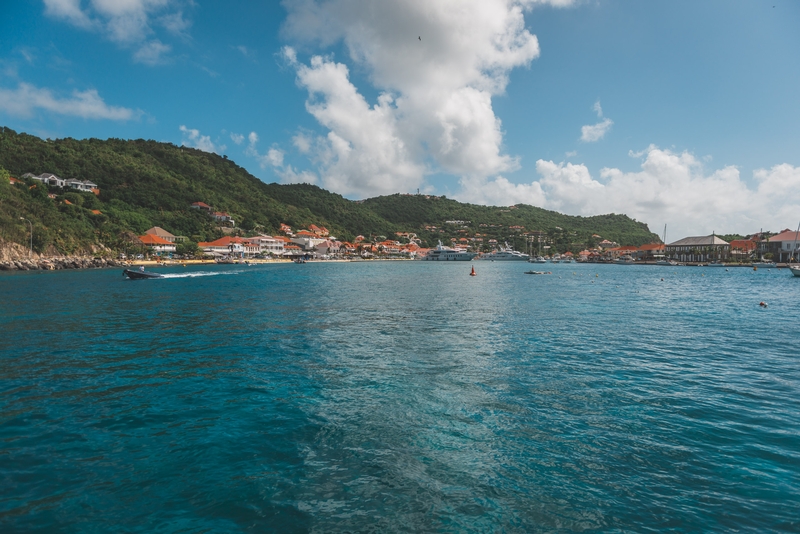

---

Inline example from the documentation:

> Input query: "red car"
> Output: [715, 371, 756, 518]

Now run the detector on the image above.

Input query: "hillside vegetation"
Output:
[0, 127, 658, 256]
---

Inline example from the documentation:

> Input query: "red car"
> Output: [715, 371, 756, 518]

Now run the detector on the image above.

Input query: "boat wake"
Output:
[160, 270, 246, 279]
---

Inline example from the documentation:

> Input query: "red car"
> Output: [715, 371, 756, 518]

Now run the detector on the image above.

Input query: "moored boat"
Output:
[423, 241, 477, 261]
[481, 242, 529, 261]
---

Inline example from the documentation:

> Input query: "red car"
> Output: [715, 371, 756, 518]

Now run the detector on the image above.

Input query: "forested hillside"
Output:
[0, 127, 658, 256]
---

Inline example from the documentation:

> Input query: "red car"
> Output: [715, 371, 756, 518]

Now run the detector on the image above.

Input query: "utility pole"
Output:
[19, 217, 32, 256]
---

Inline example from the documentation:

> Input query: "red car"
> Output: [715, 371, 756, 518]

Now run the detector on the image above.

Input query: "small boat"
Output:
[790, 266, 800, 277]
[752, 261, 776, 268]
[524, 270, 551, 275]
[707, 261, 726, 267]
[123, 268, 163, 280]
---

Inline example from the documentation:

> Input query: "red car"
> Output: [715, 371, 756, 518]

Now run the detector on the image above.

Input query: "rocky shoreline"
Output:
[0, 256, 127, 271]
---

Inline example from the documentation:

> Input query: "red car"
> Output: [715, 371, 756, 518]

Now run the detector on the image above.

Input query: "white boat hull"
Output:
[790, 266, 800, 277]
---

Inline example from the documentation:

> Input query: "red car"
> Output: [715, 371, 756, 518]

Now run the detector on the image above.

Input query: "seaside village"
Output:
[12, 174, 800, 265]
[134, 200, 800, 265]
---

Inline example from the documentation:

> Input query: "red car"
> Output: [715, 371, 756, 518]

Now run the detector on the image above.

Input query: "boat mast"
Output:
[791, 221, 800, 264]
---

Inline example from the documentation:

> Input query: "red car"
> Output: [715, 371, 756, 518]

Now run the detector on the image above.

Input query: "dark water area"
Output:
[1, 262, 799, 532]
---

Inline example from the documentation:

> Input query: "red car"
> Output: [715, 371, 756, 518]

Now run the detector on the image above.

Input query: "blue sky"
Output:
[1, 0, 799, 238]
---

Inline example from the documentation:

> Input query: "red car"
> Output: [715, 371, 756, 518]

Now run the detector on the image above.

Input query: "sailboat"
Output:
[655, 224, 676, 266]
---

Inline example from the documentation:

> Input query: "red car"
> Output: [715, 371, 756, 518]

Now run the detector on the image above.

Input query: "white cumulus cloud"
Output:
[0, 82, 137, 120]
[456, 145, 800, 238]
[179, 125, 224, 154]
[279, 0, 561, 197]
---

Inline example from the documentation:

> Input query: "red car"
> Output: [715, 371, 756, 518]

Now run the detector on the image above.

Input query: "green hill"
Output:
[0, 127, 658, 256]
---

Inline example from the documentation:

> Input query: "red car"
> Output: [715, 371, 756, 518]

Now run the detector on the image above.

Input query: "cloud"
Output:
[593, 100, 603, 118]
[0, 82, 138, 120]
[580, 100, 613, 142]
[455, 145, 800, 238]
[266, 148, 285, 167]
[230, 132, 244, 145]
[245, 129, 318, 184]
[580, 118, 613, 142]
[179, 125, 224, 154]
[43, 0, 190, 63]
[133, 40, 171, 65]
[279, 0, 557, 197]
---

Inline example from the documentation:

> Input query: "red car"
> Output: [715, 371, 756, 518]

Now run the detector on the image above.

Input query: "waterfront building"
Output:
[666, 235, 730, 262]
[138, 234, 177, 255]
[762, 230, 800, 262]
[145, 226, 182, 243]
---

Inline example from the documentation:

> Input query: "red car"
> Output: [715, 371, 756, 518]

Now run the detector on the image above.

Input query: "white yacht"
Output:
[752, 260, 776, 267]
[529, 256, 548, 264]
[422, 241, 477, 261]
[481, 242, 530, 261]
[614, 255, 636, 265]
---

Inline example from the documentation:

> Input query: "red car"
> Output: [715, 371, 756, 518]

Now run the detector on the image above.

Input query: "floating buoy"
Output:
[661, 278, 664, 281]
[759, 301, 768, 308]
[754, 266, 757, 271]
[470, 265, 476, 276]
[596, 273, 599, 277]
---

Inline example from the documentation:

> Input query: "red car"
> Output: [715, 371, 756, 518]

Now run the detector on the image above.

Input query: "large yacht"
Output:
[481, 243, 530, 261]
[422, 241, 477, 261]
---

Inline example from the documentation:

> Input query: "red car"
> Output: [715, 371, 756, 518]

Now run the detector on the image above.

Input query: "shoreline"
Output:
[0, 256, 414, 272]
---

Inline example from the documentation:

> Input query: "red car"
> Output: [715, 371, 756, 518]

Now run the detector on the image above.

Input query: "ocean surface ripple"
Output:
[1, 262, 799, 532]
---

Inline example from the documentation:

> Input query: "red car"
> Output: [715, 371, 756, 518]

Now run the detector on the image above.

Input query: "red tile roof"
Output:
[767, 231, 800, 242]
[139, 234, 172, 245]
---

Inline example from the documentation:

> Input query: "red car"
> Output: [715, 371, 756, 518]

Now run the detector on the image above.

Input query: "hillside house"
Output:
[190, 202, 213, 211]
[145, 226, 180, 243]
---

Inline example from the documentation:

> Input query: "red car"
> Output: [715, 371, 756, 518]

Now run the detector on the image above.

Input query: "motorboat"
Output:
[707, 260, 726, 267]
[655, 259, 677, 266]
[524, 270, 551, 275]
[423, 241, 477, 261]
[480, 242, 529, 261]
[752, 261, 776, 267]
[790, 266, 800, 277]
[614, 255, 636, 265]
[123, 268, 163, 280]
[528, 256, 548, 264]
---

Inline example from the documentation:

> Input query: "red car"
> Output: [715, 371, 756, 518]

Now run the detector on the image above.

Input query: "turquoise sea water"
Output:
[1, 261, 799, 532]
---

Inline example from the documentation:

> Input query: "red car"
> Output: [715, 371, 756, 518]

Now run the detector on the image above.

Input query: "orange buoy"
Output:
[470, 265, 477, 276]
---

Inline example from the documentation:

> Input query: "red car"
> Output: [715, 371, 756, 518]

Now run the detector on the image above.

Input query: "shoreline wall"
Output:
[0, 256, 126, 271]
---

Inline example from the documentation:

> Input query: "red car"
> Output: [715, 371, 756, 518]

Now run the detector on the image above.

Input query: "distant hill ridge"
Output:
[0, 127, 658, 255]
